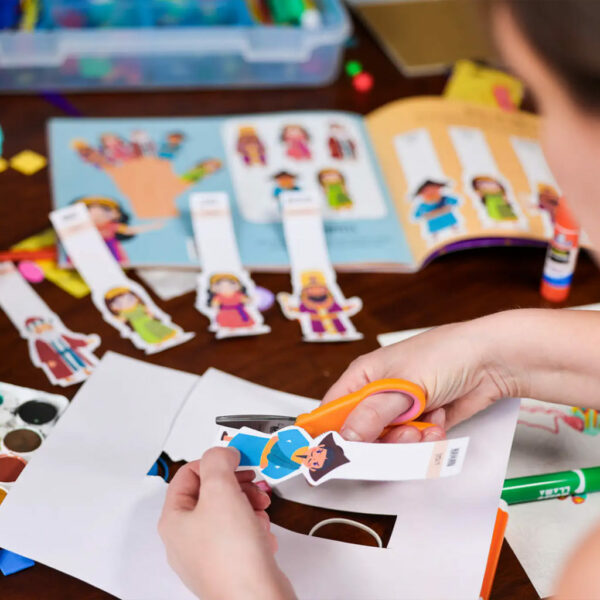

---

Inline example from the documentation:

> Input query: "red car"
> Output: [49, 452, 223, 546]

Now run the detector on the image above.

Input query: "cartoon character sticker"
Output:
[70, 130, 223, 219]
[272, 171, 300, 202]
[328, 123, 356, 160]
[98, 283, 194, 354]
[472, 176, 519, 222]
[72, 196, 164, 265]
[222, 426, 350, 486]
[317, 169, 353, 211]
[237, 126, 267, 166]
[278, 270, 363, 342]
[537, 183, 560, 223]
[25, 316, 100, 387]
[196, 272, 270, 339]
[411, 179, 463, 244]
[281, 124, 311, 161]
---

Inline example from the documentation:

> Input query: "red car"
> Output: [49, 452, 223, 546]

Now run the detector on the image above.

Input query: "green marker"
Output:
[502, 466, 600, 505]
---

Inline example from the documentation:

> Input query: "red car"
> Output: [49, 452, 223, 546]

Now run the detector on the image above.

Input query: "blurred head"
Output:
[75, 197, 125, 226]
[318, 169, 344, 187]
[416, 180, 445, 202]
[105, 289, 141, 314]
[489, 0, 600, 246]
[209, 274, 242, 297]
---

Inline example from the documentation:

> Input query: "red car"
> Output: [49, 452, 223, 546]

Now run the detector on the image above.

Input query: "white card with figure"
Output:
[511, 136, 561, 236]
[223, 112, 387, 223]
[0, 262, 100, 387]
[190, 192, 270, 339]
[394, 128, 465, 247]
[220, 425, 468, 486]
[276, 191, 362, 342]
[50, 204, 194, 355]
[448, 125, 528, 230]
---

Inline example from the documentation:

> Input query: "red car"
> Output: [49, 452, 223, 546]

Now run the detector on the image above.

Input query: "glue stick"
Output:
[540, 198, 580, 302]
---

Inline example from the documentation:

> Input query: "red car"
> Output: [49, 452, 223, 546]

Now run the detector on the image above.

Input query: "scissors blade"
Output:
[215, 414, 296, 434]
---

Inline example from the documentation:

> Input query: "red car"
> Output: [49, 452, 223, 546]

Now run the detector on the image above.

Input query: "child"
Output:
[412, 179, 461, 239]
[318, 168, 353, 210]
[472, 175, 518, 221]
[281, 124, 311, 160]
[207, 273, 255, 330]
[159, 2, 600, 598]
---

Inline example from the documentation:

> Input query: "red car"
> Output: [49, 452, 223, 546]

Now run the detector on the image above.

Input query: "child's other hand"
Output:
[158, 448, 295, 600]
[322, 314, 520, 443]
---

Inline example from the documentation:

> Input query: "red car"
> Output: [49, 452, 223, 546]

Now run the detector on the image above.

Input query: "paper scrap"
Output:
[9, 150, 47, 176]
[0, 262, 100, 386]
[0, 549, 35, 575]
[135, 268, 197, 301]
[50, 204, 193, 354]
[277, 191, 362, 342]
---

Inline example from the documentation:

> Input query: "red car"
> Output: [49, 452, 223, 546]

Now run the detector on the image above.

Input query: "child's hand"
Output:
[322, 314, 522, 443]
[158, 448, 296, 600]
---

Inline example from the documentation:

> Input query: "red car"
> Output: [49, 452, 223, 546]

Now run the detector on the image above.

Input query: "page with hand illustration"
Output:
[365, 97, 551, 267]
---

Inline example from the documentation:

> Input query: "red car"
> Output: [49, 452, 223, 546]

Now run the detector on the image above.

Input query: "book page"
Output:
[366, 97, 550, 268]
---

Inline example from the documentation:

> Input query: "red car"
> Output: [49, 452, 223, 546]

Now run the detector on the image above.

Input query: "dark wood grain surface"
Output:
[1, 12, 598, 600]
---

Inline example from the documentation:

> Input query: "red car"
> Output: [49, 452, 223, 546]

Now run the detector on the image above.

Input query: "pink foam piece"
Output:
[18, 261, 45, 283]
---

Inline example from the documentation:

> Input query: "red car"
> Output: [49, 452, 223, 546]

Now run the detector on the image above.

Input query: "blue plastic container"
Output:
[0, 0, 351, 91]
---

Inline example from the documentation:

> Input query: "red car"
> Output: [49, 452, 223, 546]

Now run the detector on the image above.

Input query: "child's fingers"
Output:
[197, 447, 242, 497]
[380, 425, 422, 444]
[239, 482, 271, 511]
[162, 460, 202, 514]
[235, 470, 256, 484]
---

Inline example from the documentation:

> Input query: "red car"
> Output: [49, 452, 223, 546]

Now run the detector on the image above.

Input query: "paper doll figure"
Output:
[281, 125, 311, 161]
[272, 171, 300, 201]
[412, 180, 461, 241]
[197, 272, 270, 339]
[25, 316, 100, 386]
[71, 139, 113, 169]
[236, 126, 266, 166]
[99, 133, 134, 163]
[181, 158, 223, 184]
[104, 287, 178, 345]
[278, 271, 362, 342]
[317, 169, 353, 211]
[158, 131, 185, 160]
[223, 427, 349, 484]
[72, 132, 222, 219]
[537, 183, 560, 223]
[73, 196, 164, 264]
[472, 176, 518, 222]
[328, 123, 356, 160]
[130, 130, 156, 157]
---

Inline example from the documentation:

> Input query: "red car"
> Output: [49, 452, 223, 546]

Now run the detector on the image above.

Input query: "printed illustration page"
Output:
[366, 97, 551, 267]
[49, 113, 413, 271]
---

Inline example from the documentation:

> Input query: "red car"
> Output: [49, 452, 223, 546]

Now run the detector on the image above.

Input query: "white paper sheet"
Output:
[0, 356, 519, 600]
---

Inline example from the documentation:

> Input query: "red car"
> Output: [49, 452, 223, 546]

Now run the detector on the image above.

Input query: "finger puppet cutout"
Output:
[70, 130, 222, 219]
[510, 136, 561, 236]
[328, 122, 357, 160]
[317, 168, 353, 211]
[236, 126, 267, 167]
[50, 204, 194, 355]
[448, 126, 527, 229]
[190, 192, 270, 339]
[281, 124, 312, 161]
[276, 192, 362, 342]
[394, 128, 465, 246]
[0, 262, 100, 386]
[220, 425, 469, 487]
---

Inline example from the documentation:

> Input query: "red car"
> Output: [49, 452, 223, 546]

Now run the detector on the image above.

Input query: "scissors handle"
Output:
[295, 378, 434, 439]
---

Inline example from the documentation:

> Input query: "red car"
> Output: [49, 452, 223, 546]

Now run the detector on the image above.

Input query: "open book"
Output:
[49, 97, 561, 272]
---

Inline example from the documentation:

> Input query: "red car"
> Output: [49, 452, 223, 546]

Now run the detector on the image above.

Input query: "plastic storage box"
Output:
[0, 0, 351, 91]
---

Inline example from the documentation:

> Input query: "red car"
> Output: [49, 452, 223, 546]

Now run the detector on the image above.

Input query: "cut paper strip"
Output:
[50, 205, 194, 355]
[448, 125, 527, 230]
[394, 128, 465, 246]
[221, 425, 468, 487]
[190, 192, 270, 339]
[511, 136, 561, 236]
[0, 549, 35, 575]
[276, 191, 362, 342]
[0, 262, 100, 387]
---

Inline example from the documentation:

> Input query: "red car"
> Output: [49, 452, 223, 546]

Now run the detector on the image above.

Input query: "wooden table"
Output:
[1, 12, 599, 600]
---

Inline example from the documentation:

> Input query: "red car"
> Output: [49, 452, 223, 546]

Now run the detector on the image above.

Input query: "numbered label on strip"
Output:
[50, 204, 194, 355]
[220, 425, 469, 486]
[276, 191, 362, 343]
[190, 192, 270, 339]
[0, 262, 100, 386]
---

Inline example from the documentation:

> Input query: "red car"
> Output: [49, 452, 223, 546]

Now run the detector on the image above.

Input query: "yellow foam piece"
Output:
[444, 59, 524, 109]
[9, 150, 47, 175]
[0, 158, 8, 173]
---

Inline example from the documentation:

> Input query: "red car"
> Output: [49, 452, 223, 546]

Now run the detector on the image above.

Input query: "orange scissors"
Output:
[215, 378, 434, 438]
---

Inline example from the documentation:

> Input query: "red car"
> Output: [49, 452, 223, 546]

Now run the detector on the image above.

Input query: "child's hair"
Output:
[72, 196, 134, 241]
[281, 125, 310, 142]
[415, 179, 445, 196]
[308, 433, 350, 482]
[167, 131, 185, 143]
[500, 0, 600, 113]
[317, 169, 344, 187]
[206, 274, 247, 307]
[272, 170, 297, 180]
[472, 176, 505, 201]
[105, 287, 143, 327]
